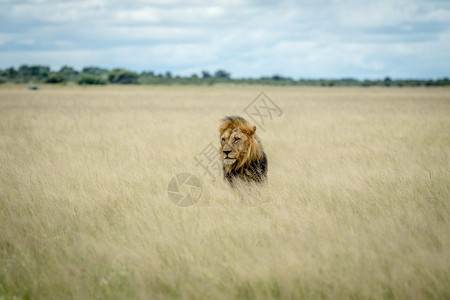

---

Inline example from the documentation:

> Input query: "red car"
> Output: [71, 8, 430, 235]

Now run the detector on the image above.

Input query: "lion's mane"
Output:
[219, 116, 268, 185]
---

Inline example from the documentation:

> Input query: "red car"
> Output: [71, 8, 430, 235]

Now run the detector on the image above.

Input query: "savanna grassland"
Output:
[0, 85, 449, 299]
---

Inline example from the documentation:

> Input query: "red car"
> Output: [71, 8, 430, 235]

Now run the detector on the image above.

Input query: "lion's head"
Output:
[219, 116, 263, 173]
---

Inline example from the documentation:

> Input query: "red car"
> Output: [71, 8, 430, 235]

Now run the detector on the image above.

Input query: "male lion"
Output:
[219, 116, 267, 185]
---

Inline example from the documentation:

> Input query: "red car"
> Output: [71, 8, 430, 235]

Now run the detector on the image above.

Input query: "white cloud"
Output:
[332, 0, 416, 28]
[0, 0, 449, 78]
[115, 8, 160, 23]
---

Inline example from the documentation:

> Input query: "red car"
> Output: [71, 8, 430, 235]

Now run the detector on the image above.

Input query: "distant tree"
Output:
[214, 69, 231, 79]
[361, 80, 372, 87]
[108, 69, 139, 84]
[435, 77, 450, 86]
[78, 75, 107, 85]
[58, 66, 79, 81]
[82, 67, 108, 77]
[272, 75, 282, 81]
[201, 71, 212, 78]
[17, 65, 50, 82]
[141, 71, 155, 77]
[2, 64, 450, 86]
[138, 71, 160, 84]
[340, 78, 359, 86]
[28, 65, 50, 77]
[45, 73, 66, 84]
[384, 76, 392, 86]
[5, 67, 17, 79]
[0, 68, 14, 83]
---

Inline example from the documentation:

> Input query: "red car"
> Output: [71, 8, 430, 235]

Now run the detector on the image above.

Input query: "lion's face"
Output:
[219, 127, 254, 166]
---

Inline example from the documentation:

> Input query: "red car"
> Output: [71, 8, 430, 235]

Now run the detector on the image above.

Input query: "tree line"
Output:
[1, 65, 449, 87]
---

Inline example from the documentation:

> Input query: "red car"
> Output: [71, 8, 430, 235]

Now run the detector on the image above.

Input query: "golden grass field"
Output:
[0, 85, 449, 299]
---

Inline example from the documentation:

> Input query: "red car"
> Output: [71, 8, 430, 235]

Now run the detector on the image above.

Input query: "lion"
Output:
[219, 116, 267, 185]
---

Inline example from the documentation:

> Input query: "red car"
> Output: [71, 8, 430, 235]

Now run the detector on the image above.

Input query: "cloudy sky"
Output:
[1, 0, 449, 79]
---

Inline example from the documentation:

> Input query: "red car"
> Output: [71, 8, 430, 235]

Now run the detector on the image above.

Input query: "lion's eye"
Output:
[221, 138, 226, 143]
[233, 137, 240, 143]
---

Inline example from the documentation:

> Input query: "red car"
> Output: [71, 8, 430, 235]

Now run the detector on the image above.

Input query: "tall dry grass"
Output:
[0, 85, 449, 299]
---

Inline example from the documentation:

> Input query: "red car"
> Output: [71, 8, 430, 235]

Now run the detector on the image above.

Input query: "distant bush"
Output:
[78, 75, 107, 85]
[0, 65, 449, 87]
[82, 67, 109, 77]
[108, 69, 138, 84]
[201, 70, 212, 78]
[58, 66, 79, 81]
[214, 69, 231, 79]
[45, 73, 66, 84]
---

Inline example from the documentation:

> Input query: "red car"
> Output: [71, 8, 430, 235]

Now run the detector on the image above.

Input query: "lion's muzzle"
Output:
[223, 158, 237, 165]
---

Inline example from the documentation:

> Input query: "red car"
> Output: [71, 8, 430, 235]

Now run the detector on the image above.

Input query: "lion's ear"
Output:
[249, 125, 256, 137]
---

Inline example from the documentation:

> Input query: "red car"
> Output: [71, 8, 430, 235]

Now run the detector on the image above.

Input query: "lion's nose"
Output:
[223, 150, 231, 156]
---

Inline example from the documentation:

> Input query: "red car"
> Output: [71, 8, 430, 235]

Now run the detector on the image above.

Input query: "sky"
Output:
[1, 0, 449, 79]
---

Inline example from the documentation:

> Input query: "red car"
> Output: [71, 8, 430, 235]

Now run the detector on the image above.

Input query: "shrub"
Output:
[78, 75, 107, 85]
[45, 73, 66, 84]
[108, 69, 138, 84]
[214, 69, 231, 79]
